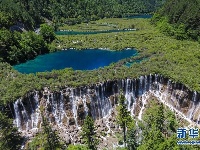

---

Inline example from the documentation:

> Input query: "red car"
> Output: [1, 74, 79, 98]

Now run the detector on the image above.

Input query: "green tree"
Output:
[0, 112, 23, 150]
[40, 24, 56, 43]
[0, 12, 14, 28]
[126, 119, 137, 150]
[138, 100, 165, 150]
[67, 144, 88, 150]
[81, 116, 99, 150]
[28, 108, 64, 150]
[116, 91, 133, 147]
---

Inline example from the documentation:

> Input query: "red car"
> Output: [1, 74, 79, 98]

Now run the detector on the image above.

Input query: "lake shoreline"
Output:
[14, 48, 138, 74]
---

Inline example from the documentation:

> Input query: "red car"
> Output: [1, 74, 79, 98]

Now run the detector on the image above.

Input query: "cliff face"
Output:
[4, 74, 200, 144]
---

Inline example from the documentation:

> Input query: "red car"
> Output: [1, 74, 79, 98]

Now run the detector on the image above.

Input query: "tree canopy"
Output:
[0, 0, 165, 29]
[152, 0, 200, 40]
[0, 112, 23, 150]
[81, 116, 99, 150]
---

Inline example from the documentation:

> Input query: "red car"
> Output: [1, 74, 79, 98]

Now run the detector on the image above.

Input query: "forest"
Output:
[152, 0, 200, 40]
[0, 0, 165, 29]
[1, 0, 200, 149]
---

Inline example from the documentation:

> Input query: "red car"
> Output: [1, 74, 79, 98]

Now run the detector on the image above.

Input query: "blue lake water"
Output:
[126, 14, 152, 19]
[55, 29, 136, 35]
[14, 49, 137, 73]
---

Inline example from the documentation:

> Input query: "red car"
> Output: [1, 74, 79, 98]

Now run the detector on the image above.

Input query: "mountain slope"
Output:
[153, 0, 200, 40]
[0, 0, 165, 29]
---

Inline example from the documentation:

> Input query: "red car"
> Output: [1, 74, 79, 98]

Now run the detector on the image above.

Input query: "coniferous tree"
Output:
[126, 120, 137, 150]
[81, 115, 99, 150]
[116, 91, 133, 147]
[0, 112, 23, 150]
[28, 107, 64, 150]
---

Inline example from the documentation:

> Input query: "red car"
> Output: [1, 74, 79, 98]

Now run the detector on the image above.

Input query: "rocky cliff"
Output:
[3, 74, 200, 146]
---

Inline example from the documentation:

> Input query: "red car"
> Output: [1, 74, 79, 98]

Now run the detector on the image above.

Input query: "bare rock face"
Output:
[193, 109, 200, 122]
[86, 97, 91, 106]
[63, 93, 70, 103]
[49, 113, 55, 123]
[62, 116, 68, 124]
[110, 95, 115, 106]
[65, 102, 72, 110]
[39, 98, 46, 107]
[77, 99, 85, 125]
[68, 117, 75, 125]
[65, 136, 71, 145]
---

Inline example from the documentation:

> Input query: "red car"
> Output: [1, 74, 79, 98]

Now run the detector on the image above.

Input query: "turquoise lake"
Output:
[56, 15, 152, 35]
[55, 29, 135, 35]
[126, 14, 152, 19]
[14, 49, 137, 73]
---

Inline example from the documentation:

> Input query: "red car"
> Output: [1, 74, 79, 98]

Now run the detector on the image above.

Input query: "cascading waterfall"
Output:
[187, 91, 200, 123]
[138, 94, 147, 120]
[71, 89, 78, 128]
[28, 97, 34, 129]
[149, 74, 152, 89]
[82, 88, 89, 116]
[19, 99, 29, 131]
[13, 99, 21, 129]
[33, 92, 40, 129]
[125, 79, 131, 111]
[59, 91, 65, 124]
[187, 92, 197, 120]
[10, 74, 200, 137]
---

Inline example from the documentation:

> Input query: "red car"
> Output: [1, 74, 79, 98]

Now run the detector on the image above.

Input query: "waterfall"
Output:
[149, 74, 152, 90]
[99, 83, 104, 117]
[71, 89, 78, 128]
[19, 99, 29, 131]
[13, 99, 21, 129]
[32, 92, 40, 129]
[139, 76, 144, 95]
[11, 74, 200, 137]
[187, 92, 197, 120]
[125, 79, 131, 111]
[53, 92, 60, 124]
[138, 93, 148, 120]
[59, 91, 65, 124]
[28, 97, 34, 129]
[82, 88, 89, 116]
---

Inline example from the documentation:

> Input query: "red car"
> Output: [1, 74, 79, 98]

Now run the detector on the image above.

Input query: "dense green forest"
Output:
[0, 0, 165, 29]
[0, 24, 56, 65]
[152, 0, 200, 40]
